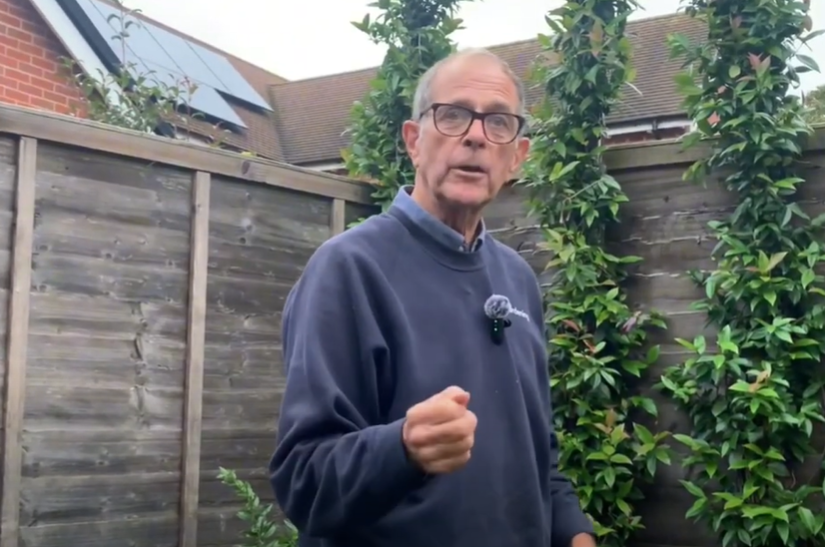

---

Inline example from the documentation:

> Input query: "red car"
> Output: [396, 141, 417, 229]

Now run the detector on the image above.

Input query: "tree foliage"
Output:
[344, 0, 472, 212]
[659, 1, 825, 545]
[519, 2, 669, 545]
[802, 83, 825, 124]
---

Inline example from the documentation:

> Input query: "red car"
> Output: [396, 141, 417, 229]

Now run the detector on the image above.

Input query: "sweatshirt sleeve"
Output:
[269, 239, 428, 537]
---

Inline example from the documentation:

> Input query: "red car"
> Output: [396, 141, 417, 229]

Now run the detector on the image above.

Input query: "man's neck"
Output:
[410, 185, 481, 245]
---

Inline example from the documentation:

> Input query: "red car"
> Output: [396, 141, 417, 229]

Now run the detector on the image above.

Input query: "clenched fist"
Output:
[402, 386, 477, 474]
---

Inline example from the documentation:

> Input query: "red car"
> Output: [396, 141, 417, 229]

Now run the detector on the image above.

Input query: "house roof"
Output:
[270, 12, 706, 165]
[61, 0, 290, 160]
[45, 1, 705, 165]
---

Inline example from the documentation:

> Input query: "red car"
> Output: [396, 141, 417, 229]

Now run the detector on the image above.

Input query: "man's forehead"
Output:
[430, 55, 519, 111]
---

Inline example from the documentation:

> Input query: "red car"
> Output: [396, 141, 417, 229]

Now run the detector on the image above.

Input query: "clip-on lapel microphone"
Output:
[484, 294, 513, 345]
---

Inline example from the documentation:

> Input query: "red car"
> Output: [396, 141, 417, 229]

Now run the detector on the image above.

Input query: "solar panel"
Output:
[70, 0, 256, 128]
[29, 0, 128, 109]
[84, 0, 179, 73]
[76, 0, 271, 111]
[185, 41, 273, 111]
[135, 59, 247, 128]
[149, 26, 228, 92]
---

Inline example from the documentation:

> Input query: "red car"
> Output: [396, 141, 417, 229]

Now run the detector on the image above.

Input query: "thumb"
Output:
[440, 385, 470, 407]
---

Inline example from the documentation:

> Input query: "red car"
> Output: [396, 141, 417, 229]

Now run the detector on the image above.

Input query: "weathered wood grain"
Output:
[331, 198, 346, 235]
[0, 103, 374, 204]
[1, 136, 36, 547]
[180, 172, 210, 547]
[19, 142, 191, 547]
[0, 136, 17, 428]
[197, 175, 330, 546]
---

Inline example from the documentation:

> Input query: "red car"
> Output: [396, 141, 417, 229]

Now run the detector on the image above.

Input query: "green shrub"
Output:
[218, 467, 298, 547]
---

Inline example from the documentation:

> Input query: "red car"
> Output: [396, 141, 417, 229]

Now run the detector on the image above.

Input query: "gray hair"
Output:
[411, 47, 526, 121]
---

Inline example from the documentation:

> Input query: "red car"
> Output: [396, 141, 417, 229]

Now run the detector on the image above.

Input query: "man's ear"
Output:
[508, 136, 531, 179]
[402, 120, 421, 166]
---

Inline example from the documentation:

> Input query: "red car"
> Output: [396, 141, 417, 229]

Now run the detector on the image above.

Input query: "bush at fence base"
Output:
[218, 467, 298, 547]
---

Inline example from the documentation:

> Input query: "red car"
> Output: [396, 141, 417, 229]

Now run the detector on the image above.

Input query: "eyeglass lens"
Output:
[434, 105, 519, 143]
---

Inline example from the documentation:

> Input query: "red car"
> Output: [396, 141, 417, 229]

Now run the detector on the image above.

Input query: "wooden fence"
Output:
[2, 102, 825, 547]
[0, 103, 378, 547]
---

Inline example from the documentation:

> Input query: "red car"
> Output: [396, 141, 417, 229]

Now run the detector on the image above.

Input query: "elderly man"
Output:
[269, 48, 595, 547]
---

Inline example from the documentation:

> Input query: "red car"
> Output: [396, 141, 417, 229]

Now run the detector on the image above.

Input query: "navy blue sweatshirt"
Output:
[269, 197, 593, 547]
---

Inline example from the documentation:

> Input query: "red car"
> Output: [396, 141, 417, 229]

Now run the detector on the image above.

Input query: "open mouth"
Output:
[453, 165, 486, 174]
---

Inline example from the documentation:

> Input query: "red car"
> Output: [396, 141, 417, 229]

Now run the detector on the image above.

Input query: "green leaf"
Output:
[679, 480, 706, 499]
[798, 506, 817, 533]
[674, 72, 702, 96]
[797, 54, 820, 73]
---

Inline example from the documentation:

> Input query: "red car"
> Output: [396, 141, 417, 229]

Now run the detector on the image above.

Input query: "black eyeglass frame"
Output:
[419, 102, 526, 145]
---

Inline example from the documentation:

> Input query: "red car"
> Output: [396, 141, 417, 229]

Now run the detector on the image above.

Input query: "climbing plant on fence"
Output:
[344, 0, 471, 212]
[659, 1, 825, 546]
[519, 1, 669, 545]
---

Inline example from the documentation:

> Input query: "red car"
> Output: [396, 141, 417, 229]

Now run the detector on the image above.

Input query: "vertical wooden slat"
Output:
[179, 171, 210, 547]
[331, 198, 346, 235]
[0, 137, 37, 547]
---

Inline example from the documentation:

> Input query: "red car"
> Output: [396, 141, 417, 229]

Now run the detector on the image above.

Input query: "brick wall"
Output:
[0, 0, 84, 115]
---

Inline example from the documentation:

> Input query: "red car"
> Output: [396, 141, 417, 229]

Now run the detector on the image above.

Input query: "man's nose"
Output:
[461, 119, 487, 149]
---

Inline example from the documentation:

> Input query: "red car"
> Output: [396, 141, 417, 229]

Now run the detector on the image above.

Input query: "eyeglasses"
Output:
[421, 103, 525, 145]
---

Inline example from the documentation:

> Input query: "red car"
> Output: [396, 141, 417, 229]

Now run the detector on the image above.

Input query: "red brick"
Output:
[29, 55, 54, 72]
[0, 33, 19, 49]
[17, 40, 42, 56]
[43, 89, 66, 104]
[29, 96, 54, 109]
[0, 53, 18, 69]
[4, 66, 28, 82]
[16, 81, 42, 97]
[29, 74, 54, 91]
[5, 46, 29, 63]
[0, 0, 84, 116]
[3, 87, 29, 102]
[6, 26, 32, 43]
[0, 11, 21, 28]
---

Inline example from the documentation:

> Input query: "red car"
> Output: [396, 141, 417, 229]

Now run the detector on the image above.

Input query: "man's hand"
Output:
[402, 386, 477, 474]
[571, 533, 596, 547]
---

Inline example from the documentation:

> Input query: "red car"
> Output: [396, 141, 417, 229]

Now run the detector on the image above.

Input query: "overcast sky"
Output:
[123, 0, 825, 91]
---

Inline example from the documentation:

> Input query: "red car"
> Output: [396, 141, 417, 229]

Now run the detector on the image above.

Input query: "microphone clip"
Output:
[484, 294, 514, 345]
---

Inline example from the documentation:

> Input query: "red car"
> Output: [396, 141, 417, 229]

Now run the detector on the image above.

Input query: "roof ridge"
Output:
[278, 10, 689, 86]
[270, 65, 378, 87]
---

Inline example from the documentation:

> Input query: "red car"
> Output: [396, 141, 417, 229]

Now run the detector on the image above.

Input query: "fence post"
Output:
[179, 171, 210, 547]
[331, 198, 346, 235]
[0, 136, 37, 547]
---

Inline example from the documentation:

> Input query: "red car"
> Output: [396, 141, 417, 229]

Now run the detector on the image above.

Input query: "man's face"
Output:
[402, 55, 530, 212]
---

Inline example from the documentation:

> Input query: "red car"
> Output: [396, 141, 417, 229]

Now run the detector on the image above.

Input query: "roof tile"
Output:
[271, 12, 706, 165]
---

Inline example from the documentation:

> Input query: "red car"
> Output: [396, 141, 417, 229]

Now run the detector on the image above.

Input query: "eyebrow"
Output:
[450, 99, 515, 114]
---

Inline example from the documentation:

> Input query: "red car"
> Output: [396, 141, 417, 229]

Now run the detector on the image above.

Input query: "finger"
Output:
[407, 412, 477, 448]
[425, 451, 472, 474]
[438, 385, 470, 407]
[415, 435, 474, 463]
[416, 439, 473, 465]
[407, 397, 466, 425]
[449, 390, 470, 407]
